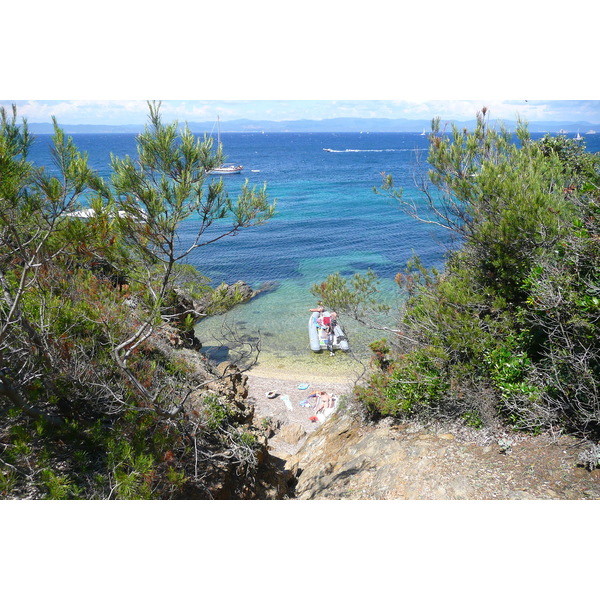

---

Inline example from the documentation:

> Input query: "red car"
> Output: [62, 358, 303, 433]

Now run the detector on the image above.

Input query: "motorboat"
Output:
[308, 310, 350, 353]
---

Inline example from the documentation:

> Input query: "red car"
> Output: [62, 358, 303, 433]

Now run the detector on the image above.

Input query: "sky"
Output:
[5, 2, 599, 126]
[4, 99, 600, 126]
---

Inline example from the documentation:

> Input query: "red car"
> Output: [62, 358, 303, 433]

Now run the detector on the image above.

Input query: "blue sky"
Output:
[5, 100, 600, 126]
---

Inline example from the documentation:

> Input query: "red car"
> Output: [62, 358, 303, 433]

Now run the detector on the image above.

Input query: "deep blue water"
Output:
[28, 131, 447, 284]
[27, 130, 600, 375]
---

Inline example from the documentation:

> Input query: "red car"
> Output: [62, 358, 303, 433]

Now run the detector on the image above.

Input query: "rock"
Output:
[278, 423, 307, 445]
[165, 288, 202, 323]
[161, 324, 201, 350]
[195, 280, 261, 317]
[210, 361, 249, 401]
[193, 361, 254, 424]
[285, 406, 600, 500]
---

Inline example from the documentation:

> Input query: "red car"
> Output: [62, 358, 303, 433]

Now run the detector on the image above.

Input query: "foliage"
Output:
[368, 339, 391, 371]
[577, 444, 600, 471]
[349, 110, 600, 438]
[0, 103, 275, 498]
[355, 345, 449, 417]
[311, 269, 390, 316]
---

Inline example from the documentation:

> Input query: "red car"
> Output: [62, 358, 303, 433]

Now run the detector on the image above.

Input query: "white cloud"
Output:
[3, 99, 599, 126]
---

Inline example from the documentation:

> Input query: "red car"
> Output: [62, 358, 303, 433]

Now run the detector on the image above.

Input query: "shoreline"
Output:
[245, 363, 361, 457]
[245, 362, 364, 385]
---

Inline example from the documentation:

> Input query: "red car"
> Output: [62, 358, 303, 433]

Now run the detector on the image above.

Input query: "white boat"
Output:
[586, 130, 596, 134]
[575, 131, 584, 141]
[207, 116, 243, 175]
[308, 310, 350, 353]
[209, 164, 244, 174]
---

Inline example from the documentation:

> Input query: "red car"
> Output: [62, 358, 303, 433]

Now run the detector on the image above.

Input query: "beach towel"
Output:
[281, 395, 293, 411]
[316, 396, 338, 422]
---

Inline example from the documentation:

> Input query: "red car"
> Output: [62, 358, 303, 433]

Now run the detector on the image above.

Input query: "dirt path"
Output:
[289, 412, 600, 500]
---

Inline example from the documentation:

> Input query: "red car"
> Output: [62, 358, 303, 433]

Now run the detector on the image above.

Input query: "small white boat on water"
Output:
[575, 131, 584, 141]
[207, 116, 244, 175]
[209, 164, 244, 174]
[308, 310, 350, 353]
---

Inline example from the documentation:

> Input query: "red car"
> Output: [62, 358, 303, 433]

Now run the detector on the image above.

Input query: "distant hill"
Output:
[26, 117, 600, 135]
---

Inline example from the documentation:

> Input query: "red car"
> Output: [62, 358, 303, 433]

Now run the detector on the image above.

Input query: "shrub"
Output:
[357, 346, 449, 418]
[355, 115, 600, 438]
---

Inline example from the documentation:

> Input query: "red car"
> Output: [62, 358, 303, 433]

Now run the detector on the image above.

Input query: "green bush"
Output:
[355, 115, 600, 437]
[357, 346, 449, 417]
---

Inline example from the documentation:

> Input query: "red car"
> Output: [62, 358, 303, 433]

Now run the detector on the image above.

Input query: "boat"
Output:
[586, 130, 596, 134]
[209, 164, 244, 175]
[575, 131, 584, 141]
[207, 116, 243, 175]
[308, 310, 350, 353]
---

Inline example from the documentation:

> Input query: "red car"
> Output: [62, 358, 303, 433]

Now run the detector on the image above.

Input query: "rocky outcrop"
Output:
[184, 359, 292, 499]
[201, 360, 254, 424]
[162, 280, 264, 351]
[190, 280, 268, 318]
[286, 408, 600, 500]
[148, 319, 292, 498]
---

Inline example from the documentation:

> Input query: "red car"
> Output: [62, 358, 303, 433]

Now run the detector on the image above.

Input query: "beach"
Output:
[246, 362, 361, 457]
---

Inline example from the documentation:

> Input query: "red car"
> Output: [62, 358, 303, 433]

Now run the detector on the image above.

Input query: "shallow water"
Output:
[194, 278, 401, 380]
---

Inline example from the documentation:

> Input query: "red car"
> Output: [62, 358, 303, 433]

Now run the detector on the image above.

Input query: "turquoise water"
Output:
[185, 132, 440, 376]
[28, 130, 600, 378]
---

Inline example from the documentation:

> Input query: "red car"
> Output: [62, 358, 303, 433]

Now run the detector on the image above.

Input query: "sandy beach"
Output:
[246, 363, 362, 456]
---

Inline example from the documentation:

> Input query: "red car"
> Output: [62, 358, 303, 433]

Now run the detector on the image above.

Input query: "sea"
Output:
[27, 130, 600, 380]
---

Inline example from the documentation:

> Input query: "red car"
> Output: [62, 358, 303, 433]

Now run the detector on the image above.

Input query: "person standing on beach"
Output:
[310, 306, 339, 355]
[326, 311, 339, 355]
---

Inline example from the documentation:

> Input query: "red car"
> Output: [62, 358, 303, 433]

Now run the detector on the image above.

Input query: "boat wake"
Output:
[323, 148, 413, 153]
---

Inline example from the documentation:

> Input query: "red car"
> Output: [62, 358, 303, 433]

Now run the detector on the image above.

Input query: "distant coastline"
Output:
[24, 117, 600, 135]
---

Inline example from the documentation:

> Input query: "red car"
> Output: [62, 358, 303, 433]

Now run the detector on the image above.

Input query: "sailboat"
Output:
[575, 131, 584, 141]
[207, 116, 243, 175]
